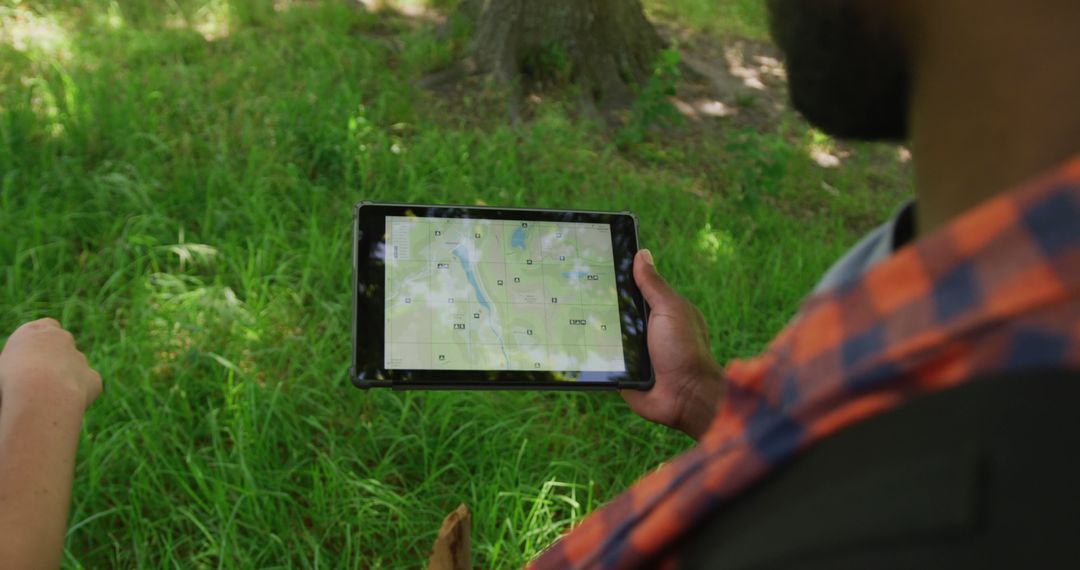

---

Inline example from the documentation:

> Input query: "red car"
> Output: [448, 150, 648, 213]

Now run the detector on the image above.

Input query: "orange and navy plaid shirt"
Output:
[530, 154, 1080, 569]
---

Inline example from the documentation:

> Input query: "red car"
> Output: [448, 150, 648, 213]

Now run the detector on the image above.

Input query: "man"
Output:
[529, 0, 1080, 567]
[3, 0, 1078, 567]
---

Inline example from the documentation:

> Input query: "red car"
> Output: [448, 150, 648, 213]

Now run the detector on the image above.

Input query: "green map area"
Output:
[384, 216, 626, 372]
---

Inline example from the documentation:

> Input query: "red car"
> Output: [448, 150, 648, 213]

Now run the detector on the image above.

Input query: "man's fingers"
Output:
[86, 368, 104, 404]
[620, 388, 645, 406]
[14, 318, 59, 335]
[634, 249, 679, 310]
[32, 317, 62, 330]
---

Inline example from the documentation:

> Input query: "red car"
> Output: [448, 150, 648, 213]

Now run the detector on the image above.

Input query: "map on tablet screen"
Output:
[384, 216, 626, 371]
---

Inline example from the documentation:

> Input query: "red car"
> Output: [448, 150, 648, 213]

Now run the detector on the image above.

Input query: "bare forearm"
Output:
[0, 382, 85, 570]
[0, 319, 102, 569]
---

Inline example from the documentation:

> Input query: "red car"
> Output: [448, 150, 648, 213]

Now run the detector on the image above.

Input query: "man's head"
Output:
[767, 0, 911, 142]
[769, 0, 1080, 234]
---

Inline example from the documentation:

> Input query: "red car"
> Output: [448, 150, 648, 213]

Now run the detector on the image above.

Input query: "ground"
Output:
[0, 0, 911, 567]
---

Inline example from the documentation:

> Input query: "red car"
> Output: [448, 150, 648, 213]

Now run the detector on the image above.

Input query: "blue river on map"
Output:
[511, 226, 526, 249]
[451, 244, 509, 366]
[451, 245, 491, 311]
[563, 271, 588, 279]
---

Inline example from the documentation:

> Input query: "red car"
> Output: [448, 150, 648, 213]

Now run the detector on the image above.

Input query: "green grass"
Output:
[644, 0, 770, 39]
[1, 1, 910, 567]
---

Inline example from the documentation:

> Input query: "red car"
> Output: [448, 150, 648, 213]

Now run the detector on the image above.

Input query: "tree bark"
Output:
[464, 0, 663, 108]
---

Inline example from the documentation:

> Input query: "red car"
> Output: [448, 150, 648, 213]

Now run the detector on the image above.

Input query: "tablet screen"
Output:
[353, 203, 651, 389]
[384, 216, 626, 372]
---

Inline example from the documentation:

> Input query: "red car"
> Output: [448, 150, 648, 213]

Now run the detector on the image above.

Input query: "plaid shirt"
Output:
[530, 155, 1080, 569]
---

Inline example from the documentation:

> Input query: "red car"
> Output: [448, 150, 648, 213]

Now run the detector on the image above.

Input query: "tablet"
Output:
[352, 202, 653, 390]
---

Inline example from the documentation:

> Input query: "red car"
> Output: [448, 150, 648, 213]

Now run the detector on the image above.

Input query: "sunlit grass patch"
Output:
[644, 0, 770, 39]
[0, 4, 71, 60]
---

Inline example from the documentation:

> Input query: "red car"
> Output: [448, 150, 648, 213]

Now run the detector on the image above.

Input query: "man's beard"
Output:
[767, 0, 911, 141]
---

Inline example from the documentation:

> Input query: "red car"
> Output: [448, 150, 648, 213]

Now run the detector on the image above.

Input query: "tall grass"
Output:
[0, 1, 909, 567]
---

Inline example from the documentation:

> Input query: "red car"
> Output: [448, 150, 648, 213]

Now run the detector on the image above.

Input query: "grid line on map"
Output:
[573, 224, 587, 353]
[534, 221, 553, 371]
[427, 218, 434, 369]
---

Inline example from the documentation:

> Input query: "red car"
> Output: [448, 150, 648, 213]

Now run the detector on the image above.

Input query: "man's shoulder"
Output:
[813, 201, 915, 295]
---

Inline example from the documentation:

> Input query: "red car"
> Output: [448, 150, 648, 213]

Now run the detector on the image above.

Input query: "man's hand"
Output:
[621, 250, 725, 440]
[0, 318, 102, 570]
[0, 318, 103, 409]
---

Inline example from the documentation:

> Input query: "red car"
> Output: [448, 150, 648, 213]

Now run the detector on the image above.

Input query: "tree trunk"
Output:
[464, 0, 663, 109]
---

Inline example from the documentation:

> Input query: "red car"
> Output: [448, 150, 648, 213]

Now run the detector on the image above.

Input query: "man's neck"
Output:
[909, 1, 1080, 236]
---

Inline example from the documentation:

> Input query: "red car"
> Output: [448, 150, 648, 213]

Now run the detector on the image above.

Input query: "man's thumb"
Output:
[634, 249, 675, 308]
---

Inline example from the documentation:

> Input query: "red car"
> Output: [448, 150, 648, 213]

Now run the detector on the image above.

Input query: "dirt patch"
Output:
[375, 7, 912, 208]
[663, 24, 791, 133]
[412, 17, 797, 136]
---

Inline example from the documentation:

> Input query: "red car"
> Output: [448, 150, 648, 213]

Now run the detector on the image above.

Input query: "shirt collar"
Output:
[756, 154, 1080, 408]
